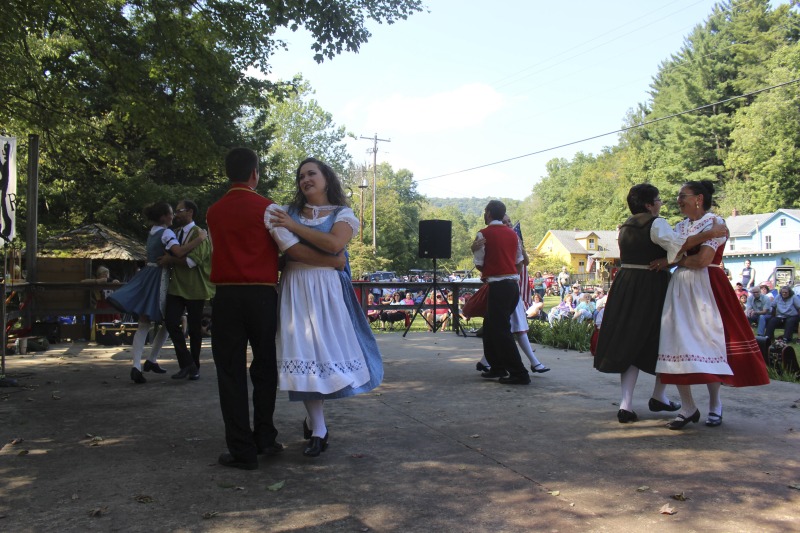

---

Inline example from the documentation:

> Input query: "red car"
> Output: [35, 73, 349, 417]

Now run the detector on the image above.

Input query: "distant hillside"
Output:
[426, 197, 522, 217]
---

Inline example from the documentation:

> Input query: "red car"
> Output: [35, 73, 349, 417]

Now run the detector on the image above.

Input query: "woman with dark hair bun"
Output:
[594, 184, 726, 423]
[108, 202, 207, 384]
[655, 181, 769, 430]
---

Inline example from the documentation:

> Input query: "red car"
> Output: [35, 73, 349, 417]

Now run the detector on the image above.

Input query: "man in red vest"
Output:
[207, 148, 343, 470]
[473, 200, 529, 384]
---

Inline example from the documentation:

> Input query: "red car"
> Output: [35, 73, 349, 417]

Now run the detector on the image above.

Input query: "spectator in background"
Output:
[570, 283, 583, 302]
[381, 292, 408, 331]
[572, 293, 596, 322]
[760, 284, 775, 302]
[525, 292, 546, 321]
[734, 282, 748, 300]
[764, 285, 800, 343]
[366, 293, 381, 325]
[745, 286, 771, 336]
[558, 266, 571, 301]
[548, 293, 574, 325]
[738, 293, 748, 312]
[740, 259, 755, 289]
[532, 271, 545, 299]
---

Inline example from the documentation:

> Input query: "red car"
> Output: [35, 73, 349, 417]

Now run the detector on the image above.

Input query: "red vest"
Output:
[207, 184, 280, 285]
[480, 224, 519, 277]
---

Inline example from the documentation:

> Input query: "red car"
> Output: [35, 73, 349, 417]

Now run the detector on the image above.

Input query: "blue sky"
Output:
[266, 1, 776, 200]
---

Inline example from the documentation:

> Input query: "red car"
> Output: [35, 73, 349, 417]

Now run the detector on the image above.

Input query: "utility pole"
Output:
[360, 133, 390, 253]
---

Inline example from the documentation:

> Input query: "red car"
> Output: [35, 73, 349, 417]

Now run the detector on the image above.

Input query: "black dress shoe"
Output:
[171, 364, 198, 380]
[531, 363, 550, 373]
[218, 453, 257, 470]
[130, 367, 146, 384]
[666, 409, 701, 430]
[705, 410, 723, 427]
[303, 418, 312, 440]
[617, 409, 638, 423]
[303, 432, 329, 457]
[481, 369, 508, 379]
[498, 374, 531, 385]
[648, 398, 681, 412]
[476, 362, 491, 372]
[143, 360, 166, 374]
[189, 370, 200, 381]
[257, 441, 285, 456]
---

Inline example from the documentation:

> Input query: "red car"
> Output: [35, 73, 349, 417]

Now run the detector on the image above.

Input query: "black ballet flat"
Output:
[648, 398, 681, 412]
[531, 363, 550, 373]
[303, 432, 329, 457]
[130, 367, 146, 384]
[476, 362, 491, 372]
[617, 409, 638, 423]
[666, 409, 701, 430]
[303, 418, 312, 440]
[705, 410, 723, 427]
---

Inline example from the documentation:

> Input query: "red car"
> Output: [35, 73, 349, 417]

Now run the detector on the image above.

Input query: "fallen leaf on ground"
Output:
[351, 453, 364, 458]
[637, 486, 650, 492]
[548, 490, 560, 496]
[134, 495, 154, 503]
[51, 393, 61, 400]
[659, 504, 676, 515]
[788, 484, 800, 490]
[71, 493, 79, 500]
[17, 450, 29, 456]
[671, 492, 688, 501]
[470, 434, 480, 439]
[88, 507, 107, 517]
[267, 480, 285, 492]
[202, 511, 218, 519]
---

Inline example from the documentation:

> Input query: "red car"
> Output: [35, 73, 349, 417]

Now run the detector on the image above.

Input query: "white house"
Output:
[723, 209, 800, 286]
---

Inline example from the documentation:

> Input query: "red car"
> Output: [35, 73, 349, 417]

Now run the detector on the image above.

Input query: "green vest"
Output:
[168, 225, 215, 300]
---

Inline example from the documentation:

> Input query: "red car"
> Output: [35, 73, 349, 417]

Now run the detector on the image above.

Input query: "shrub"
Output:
[528, 319, 594, 351]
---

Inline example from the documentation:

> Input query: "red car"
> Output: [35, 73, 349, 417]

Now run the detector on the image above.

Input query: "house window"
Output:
[729, 241, 735, 251]
[588, 238, 596, 250]
[780, 218, 786, 227]
[578, 260, 585, 273]
[765, 235, 772, 250]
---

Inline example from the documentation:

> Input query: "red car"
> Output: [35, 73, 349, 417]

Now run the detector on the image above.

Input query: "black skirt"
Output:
[594, 268, 671, 375]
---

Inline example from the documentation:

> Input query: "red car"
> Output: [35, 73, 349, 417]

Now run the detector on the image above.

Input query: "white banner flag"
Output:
[0, 137, 17, 241]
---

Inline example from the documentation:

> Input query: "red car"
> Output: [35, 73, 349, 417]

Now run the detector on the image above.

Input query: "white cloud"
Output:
[358, 84, 506, 134]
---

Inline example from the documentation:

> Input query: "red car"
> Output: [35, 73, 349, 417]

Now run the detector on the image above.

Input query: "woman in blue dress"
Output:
[108, 202, 207, 384]
[267, 158, 383, 457]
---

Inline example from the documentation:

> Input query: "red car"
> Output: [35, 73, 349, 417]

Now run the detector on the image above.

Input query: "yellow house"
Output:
[535, 230, 620, 274]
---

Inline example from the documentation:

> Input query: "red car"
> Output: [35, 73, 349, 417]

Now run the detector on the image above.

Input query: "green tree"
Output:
[0, 0, 423, 238]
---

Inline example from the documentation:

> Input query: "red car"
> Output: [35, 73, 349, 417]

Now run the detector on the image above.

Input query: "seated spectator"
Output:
[548, 293, 574, 325]
[738, 293, 748, 312]
[570, 283, 583, 302]
[745, 286, 770, 336]
[760, 284, 775, 302]
[734, 282, 748, 300]
[381, 292, 408, 330]
[764, 285, 800, 343]
[525, 292, 546, 321]
[366, 293, 381, 325]
[402, 292, 415, 305]
[593, 287, 608, 311]
[572, 293, 596, 322]
[414, 290, 425, 305]
[423, 292, 450, 331]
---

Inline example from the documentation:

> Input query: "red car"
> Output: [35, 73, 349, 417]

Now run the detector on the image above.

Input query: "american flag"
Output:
[513, 222, 531, 308]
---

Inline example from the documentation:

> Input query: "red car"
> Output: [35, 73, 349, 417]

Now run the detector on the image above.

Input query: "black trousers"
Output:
[483, 279, 527, 377]
[212, 285, 278, 462]
[165, 293, 205, 370]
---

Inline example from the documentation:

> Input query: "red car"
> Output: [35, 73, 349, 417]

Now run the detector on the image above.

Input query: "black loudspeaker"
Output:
[419, 220, 452, 259]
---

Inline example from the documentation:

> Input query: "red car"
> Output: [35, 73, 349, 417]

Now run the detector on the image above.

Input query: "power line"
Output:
[417, 77, 800, 183]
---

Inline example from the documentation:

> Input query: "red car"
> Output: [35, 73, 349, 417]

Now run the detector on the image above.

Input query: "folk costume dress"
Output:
[656, 213, 769, 387]
[594, 213, 685, 374]
[108, 227, 176, 322]
[267, 205, 383, 400]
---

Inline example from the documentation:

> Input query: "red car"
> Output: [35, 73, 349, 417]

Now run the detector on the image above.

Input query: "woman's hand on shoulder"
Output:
[709, 220, 728, 239]
[196, 228, 208, 241]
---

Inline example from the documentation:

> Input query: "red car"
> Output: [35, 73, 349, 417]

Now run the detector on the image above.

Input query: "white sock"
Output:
[515, 332, 540, 366]
[676, 385, 697, 417]
[620, 365, 639, 412]
[146, 325, 169, 363]
[130, 318, 153, 370]
[651, 375, 671, 404]
[707, 382, 722, 415]
[303, 399, 327, 437]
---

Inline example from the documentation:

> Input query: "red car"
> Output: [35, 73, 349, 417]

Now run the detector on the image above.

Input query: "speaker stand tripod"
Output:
[403, 258, 465, 337]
